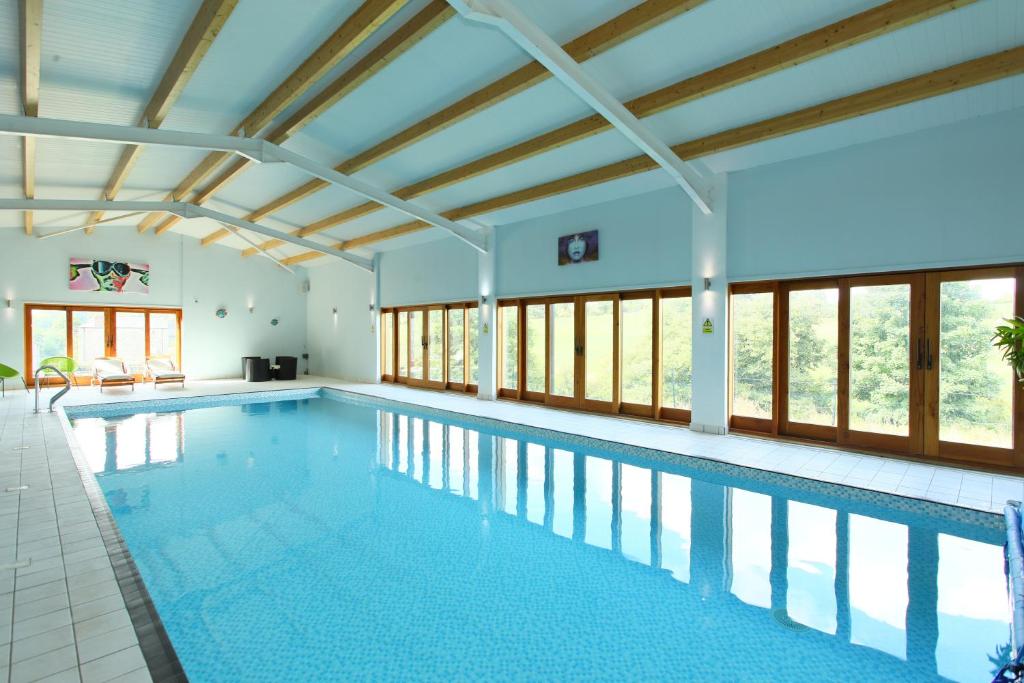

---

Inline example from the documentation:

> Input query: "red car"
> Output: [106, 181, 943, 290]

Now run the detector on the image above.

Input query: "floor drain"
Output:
[772, 609, 808, 632]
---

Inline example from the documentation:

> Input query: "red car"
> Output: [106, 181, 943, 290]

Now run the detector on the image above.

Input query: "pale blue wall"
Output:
[379, 237, 479, 306]
[728, 108, 1024, 282]
[495, 187, 693, 297]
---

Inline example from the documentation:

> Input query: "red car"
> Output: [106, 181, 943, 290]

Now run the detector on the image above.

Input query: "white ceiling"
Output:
[0, 0, 1020, 264]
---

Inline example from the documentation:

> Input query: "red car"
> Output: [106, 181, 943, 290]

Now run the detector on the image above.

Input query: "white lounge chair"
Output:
[146, 357, 185, 388]
[93, 357, 135, 392]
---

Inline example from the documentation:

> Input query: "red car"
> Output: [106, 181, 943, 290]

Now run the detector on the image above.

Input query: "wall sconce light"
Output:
[248, 306, 254, 314]
[480, 295, 488, 304]
[332, 307, 338, 316]
[5, 299, 11, 309]
[704, 277, 712, 292]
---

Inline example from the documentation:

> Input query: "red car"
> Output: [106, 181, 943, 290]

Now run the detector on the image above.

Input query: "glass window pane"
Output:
[787, 501, 837, 634]
[500, 305, 518, 390]
[939, 278, 1015, 448]
[788, 288, 838, 426]
[31, 308, 67, 369]
[409, 311, 423, 380]
[428, 310, 444, 382]
[621, 298, 653, 405]
[398, 313, 408, 377]
[661, 296, 692, 410]
[584, 456, 613, 549]
[448, 308, 464, 385]
[467, 307, 479, 386]
[550, 302, 575, 397]
[71, 310, 105, 374]
[729, 489, 771, 607]
[148, 313, 178, 363]
[849, 284, 910, 435]
[525, 304, 546, 393]
[383, 313, 394, 377]
[620, 463, 651, 565]
[115, 312, 146, 374]
[731, 292, 774, 419]
[585, 300, 613, 402]
[849, 515, 908, 658]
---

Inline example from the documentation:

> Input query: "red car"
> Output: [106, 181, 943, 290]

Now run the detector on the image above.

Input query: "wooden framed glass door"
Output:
[780, 281, 840, 442]
[580, 293, 618, 413]
[424, 306, 446, 390]
[839, 274, 925, 455]
[25, 304, 181, 384]
[546, 298, 577, 408]
[407, 309, 425, 385]
[924, 267, 1022, 466]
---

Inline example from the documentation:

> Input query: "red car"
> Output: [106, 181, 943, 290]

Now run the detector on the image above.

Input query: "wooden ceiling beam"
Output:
[230, 0, 704, 251]
[198, 0, 453, 245]
[243, 0, 974, 256]
[20, 0, 42, 235]
[141, 0, 409, 235]
[83, 0, 237, 235]
[279, 45, 1024, 263]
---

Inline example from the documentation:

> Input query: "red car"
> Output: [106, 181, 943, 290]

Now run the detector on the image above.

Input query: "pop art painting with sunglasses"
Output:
[69, 258, 150, 294]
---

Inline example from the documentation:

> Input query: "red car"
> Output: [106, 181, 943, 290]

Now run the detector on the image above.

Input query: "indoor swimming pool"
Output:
[66, 389, 1011, 682]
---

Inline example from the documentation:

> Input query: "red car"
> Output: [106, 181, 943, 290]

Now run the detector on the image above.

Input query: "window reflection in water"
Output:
[373, 410, 1011, 682]
[729, 489, 770, 607]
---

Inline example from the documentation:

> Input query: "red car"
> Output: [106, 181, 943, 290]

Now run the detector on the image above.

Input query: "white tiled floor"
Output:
[1, 374, 1020, 682]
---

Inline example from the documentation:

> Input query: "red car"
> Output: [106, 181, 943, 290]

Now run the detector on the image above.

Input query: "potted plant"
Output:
[993, 316, 1024, 383]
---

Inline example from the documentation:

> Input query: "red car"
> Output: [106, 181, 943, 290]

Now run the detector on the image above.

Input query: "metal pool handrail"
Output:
[996, 501, 1024, 682]
[34, 364, 71, 413]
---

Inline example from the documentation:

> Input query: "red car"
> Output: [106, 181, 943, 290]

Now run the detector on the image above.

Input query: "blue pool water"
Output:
[69, 390, 1010, 682]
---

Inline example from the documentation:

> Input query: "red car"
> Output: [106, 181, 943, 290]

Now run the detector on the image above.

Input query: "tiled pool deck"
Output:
[1, 376, 1020, 682]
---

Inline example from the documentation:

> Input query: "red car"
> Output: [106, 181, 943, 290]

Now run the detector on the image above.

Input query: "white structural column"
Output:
[690, 173, 729, 434]
[476, 226, 498, 400]
[372, 252, 383, 384]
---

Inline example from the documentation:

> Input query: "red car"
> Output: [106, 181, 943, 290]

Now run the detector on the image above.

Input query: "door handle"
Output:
[916, 338, 923, 370]
[926, 338, 933, 371]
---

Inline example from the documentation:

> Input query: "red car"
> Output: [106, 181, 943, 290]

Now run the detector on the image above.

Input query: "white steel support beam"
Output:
[0, 198, 373, 272]
[448, 0, 712, 214]
[0, 114, 489, 252]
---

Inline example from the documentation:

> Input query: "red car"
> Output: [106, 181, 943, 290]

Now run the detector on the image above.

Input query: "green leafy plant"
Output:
[993, 316, 1024, 383]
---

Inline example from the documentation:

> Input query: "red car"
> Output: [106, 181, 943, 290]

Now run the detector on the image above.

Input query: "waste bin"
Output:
[241, 356, 260, 379]
[276, 356, 297, 381]
[244, 357, 271, 382]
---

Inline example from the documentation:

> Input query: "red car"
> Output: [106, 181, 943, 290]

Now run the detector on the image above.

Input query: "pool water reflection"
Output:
[72, 395, 1010, 682]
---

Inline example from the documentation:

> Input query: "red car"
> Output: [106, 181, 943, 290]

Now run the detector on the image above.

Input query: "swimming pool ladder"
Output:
[34, 365, 71, 414]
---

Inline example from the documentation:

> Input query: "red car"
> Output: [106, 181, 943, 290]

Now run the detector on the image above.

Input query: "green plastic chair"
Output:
[0, 363, 27, 397]
[38, 356, 78, 386]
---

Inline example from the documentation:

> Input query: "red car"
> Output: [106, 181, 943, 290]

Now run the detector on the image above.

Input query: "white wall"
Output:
[0, 229, 308, 379]
[728, 107, 1024, 282]
[379, 237, 479, 306]
[495, 187, 694, 297]
[305, 259, 377, 382]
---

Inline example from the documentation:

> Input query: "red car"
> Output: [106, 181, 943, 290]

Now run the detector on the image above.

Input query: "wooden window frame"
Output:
[731, 262, 1024, 472]
[380, 302, 478, 396]
[657, 286, 692, 424]
[728, 282, 780, 435]
[24, 303, 182, 385]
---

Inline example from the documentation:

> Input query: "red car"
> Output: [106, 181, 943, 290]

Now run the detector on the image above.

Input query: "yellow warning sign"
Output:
[702, 318, 714, 335]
